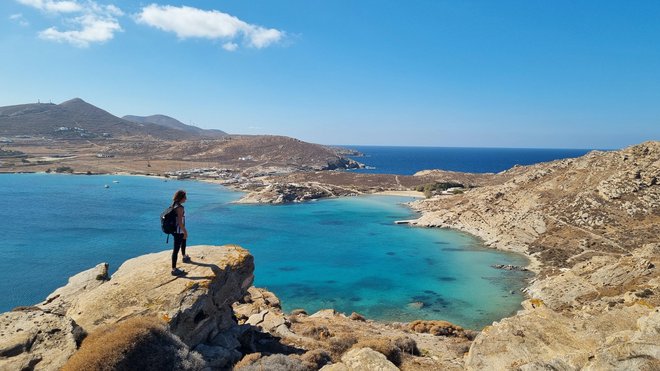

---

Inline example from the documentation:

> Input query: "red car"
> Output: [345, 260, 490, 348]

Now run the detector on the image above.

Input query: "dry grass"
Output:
[61, 316, 205, 371]
[234, 353, 263, 369]
[235, 354, 309, 371]
[300, 349, 332, 369]
[300, 325, 332, 340]
[409, 320, 466, 337]
[327, 334, 358, 356]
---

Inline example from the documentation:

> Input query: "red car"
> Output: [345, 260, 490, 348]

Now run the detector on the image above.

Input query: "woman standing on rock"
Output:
[171, 190, 190, 276]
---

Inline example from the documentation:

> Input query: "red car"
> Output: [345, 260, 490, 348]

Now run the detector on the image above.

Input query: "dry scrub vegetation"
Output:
[61, 316, 205, 371]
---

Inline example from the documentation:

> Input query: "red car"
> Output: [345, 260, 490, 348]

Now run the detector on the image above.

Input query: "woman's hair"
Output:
[173, 190, 187, 203]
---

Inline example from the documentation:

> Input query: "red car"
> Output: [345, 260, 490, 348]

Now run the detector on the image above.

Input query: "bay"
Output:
[1, 173, 529, 329]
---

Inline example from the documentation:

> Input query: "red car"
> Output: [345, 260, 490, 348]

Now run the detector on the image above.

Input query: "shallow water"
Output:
[1, 174, 530, 328]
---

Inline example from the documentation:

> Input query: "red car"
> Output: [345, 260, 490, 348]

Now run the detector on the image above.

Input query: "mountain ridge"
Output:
[123, 114, 227, 138]
[0, 98, 199, 140]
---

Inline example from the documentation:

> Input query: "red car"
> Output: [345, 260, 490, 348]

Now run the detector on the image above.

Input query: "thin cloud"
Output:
[9, 13, 30, 27]
[136, 4, 284, 51]
[15, 0, 123, 47]
[16, 0, 81, 13]
[223, 42, 238, 52]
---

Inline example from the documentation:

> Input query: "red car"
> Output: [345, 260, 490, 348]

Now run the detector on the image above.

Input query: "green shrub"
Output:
[55, 166, 74, 173]
[415, 182, 464, 198]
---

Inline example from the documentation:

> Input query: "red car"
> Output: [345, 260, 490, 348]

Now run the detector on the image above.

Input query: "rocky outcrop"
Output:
[233, 288, 473, 370]
[39, 263, 109, 315]
[466, 302, 659, 370]
[237, 182, 360, 204]
[67, 245, 254, 347]
[0, 245, 255, 370]
[0, 308, 82, 371]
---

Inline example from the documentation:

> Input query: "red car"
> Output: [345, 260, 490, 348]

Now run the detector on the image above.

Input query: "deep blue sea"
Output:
[1, 173, 531, 329]
[344, 145, 592, 174]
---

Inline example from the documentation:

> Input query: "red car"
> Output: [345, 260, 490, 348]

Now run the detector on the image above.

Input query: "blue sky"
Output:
[1, 1, 659, 148]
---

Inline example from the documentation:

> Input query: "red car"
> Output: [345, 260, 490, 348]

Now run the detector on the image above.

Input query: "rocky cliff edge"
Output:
[1, 245, 254, 370]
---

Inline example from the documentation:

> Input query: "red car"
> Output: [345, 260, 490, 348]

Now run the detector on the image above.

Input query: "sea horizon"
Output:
[340, 145, 593, 175]
[337, 144, 602, 151]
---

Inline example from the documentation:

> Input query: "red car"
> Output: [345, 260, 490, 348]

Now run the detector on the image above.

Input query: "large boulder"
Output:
[320, 347, 399, 371]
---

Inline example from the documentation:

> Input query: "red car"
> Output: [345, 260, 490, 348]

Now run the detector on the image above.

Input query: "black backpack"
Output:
[160, 203, 179, 242]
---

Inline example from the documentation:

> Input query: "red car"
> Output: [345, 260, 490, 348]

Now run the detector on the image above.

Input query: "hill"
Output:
[123, 114, 227, 138]
[0, 98, 197, 140]
[412, 141, 660, 369]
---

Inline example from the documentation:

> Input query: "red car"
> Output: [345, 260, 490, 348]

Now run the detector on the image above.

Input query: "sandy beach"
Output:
[373, 190, 425, 198]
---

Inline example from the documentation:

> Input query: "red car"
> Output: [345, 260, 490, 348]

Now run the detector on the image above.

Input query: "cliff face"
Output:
[411, 141, 660, 369]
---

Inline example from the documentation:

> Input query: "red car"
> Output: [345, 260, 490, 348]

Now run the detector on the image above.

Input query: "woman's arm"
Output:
[176, 206, 188, 239]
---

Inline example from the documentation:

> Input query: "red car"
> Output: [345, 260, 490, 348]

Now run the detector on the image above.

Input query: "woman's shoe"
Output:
[182, 255, 191, 263]
[171, 268, 186, 276]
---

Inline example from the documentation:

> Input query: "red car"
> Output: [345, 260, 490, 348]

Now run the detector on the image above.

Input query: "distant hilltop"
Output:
[0, 98, 226, 140]
[123, 114, 227, 138]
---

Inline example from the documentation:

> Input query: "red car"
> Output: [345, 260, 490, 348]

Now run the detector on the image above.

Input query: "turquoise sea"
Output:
[1, 173, 529, 329]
